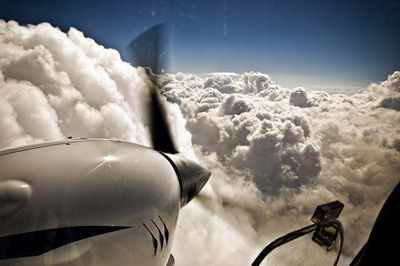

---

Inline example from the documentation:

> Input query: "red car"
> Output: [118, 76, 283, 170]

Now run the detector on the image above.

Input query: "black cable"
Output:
[251, 220, 344, 266]
[329, 220, 344, 266]
[251, 224, 317, 266]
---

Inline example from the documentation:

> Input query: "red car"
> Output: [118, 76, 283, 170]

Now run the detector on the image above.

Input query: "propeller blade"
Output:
[126, 23, 164, 74]
[195, 192, 252, 237]
[195, 193, 216, 211]
[149, 84, 178, 154]
[126, 24, 178, 153]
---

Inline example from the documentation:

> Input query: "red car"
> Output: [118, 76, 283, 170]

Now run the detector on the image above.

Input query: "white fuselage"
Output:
[0, 139, 181, 265]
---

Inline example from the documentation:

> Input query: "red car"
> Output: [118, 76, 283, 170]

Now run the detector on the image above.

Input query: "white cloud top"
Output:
[1, 20, 399, 265]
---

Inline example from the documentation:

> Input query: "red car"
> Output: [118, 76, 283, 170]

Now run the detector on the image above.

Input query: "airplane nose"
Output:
[160, 153, 211, 207]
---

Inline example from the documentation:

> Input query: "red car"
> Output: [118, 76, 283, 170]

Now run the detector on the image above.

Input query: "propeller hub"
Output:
[161, 153, 211, 207]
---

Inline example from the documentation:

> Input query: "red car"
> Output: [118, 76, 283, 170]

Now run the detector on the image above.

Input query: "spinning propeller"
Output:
[127, 24, 177, 154]
[127, 24, 210, 207]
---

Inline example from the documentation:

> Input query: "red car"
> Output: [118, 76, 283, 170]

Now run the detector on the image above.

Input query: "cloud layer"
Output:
[1, 21, 399, 265]
[163, 70, 400, 264]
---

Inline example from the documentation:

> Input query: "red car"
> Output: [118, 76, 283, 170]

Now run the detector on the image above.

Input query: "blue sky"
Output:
[1, 0, 399, 89]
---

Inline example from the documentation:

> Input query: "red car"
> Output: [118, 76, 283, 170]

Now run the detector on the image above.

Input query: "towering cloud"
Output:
[0, 20, 155, 149]
[1, 20, 399, 265]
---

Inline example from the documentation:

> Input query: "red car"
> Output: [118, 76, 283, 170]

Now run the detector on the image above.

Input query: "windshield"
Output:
[0, 1, 399, 265]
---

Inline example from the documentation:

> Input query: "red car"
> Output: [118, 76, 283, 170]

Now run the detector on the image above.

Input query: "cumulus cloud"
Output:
[0, 20, 155, 148]
[290, 87, 309, 107]
[1, 20, 399, 266]
[380, 94, 400, 111]
[162, 70, 400, 265]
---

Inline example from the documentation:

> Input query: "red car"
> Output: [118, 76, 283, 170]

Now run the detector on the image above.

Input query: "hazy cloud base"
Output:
[1, 21, 399, 265]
